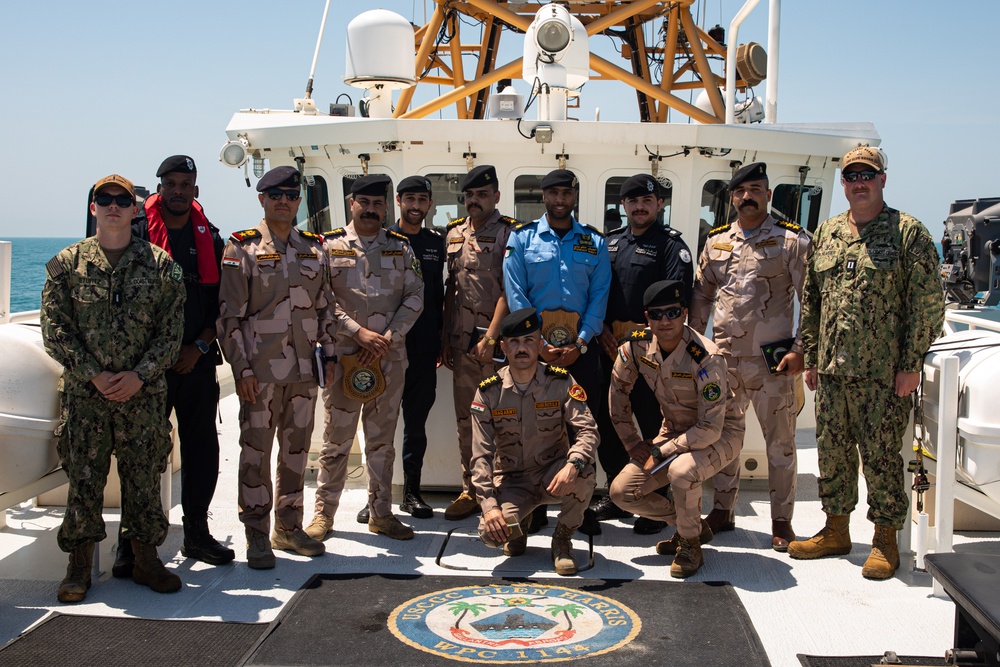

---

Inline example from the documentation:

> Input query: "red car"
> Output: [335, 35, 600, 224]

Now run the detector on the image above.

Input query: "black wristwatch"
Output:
[650, 446, 665, 461]
[568, 457, 585, 474]
[195, 339, 211, 355]
[135, 371, 147, 383]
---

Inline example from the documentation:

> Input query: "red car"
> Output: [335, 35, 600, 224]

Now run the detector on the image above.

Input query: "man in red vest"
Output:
[119, 155, 233, 574]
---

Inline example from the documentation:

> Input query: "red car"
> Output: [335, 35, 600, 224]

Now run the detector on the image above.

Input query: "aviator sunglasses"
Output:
[842, 170, 882, 183]
[265, 188, 301, 201]
[94, 192, 135, 207]
[647, 306, 685, 321]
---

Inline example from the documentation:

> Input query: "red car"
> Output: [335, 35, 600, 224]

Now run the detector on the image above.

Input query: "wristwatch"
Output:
[574, 338, 588, 355]
[485, 334, 497, 347]
[650, 446, 665, 461]
[195, 339, 211, 355]
[568, 457, 585, 474]
[135, 371, 147, 383]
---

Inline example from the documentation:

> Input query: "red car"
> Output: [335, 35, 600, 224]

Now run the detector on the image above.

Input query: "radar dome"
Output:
[344, 9, 416, 89]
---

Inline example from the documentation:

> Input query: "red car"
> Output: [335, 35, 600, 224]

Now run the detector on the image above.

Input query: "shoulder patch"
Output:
[512, 219, 538, 232]
[568, 384, 588, 402]
[327, 227, 348, 237]
[230, 228, 261, 243]
[686, 341, 708, 363]
[45, 256, 65, 279]
[775, 219, 803, 233]
[169, 262, 184, 283]
[584, 224, 604, 238]
[479, 374, 500, 389]
[499, 215, 517, 226]
[300, 230, 324, 243]
[388, 230, 409, 242]
[545, 365, 570, 378]
[707, 223, 731, 238]
[446, 217, 466, 230]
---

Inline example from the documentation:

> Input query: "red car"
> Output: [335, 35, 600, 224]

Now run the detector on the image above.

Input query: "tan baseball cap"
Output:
[841, 146, 884, 172]
[93, 174, 135, 199]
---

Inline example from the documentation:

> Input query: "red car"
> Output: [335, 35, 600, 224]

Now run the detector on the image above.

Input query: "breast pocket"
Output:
[571, 248, 598, 282]
[524, 247, 556, 285]
[71, 282, 108, 305]
[752, 243, 785, 279]
[493, 415, 523, 472]
[257, 264, 285, 293]
[298, 257, 322, 290]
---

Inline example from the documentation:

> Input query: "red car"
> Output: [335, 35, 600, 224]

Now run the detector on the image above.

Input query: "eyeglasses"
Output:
[647, 307, 685, 321]
[842, 170, 882, 183]
[265, 188, 301, 201]
[94, 193, 134, 207]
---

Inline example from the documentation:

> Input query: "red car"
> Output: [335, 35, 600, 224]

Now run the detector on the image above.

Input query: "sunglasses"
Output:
[647, 306, 685, 321]
[94, 192, 134, 207]
[842, 170, 882, 183]
[265, 188, 301, 201]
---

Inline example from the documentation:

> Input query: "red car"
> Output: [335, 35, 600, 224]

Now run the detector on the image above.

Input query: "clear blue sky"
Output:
[1, 1, 996, 240]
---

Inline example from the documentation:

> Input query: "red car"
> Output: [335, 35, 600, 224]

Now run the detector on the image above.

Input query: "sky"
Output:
[1, 0, 997, 241]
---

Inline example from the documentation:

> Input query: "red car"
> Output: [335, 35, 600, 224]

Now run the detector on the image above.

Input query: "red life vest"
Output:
[144, 194, 220, 285]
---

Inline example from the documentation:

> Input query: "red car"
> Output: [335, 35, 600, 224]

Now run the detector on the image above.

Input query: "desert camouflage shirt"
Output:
[41, 236, 185, 396]
[217, 222, 336, 384]
[800, 205, 944, 380]
[690, 214, 809, 357]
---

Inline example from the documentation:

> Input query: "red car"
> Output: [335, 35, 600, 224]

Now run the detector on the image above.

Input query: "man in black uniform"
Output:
[385, 175, 445, 519]
[591, 174, 694, 534]
[122, 155, 234, 573]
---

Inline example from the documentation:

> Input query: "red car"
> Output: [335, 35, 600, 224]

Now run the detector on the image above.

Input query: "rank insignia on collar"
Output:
[545, 365, 568, 377]
[300, 230, 324, 243]
[479, 374, 500, 389]
[230, 228, 261, 243]
[686, 341, 707, 363]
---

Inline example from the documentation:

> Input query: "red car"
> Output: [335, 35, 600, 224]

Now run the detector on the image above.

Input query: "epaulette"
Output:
[666, 227, 683, 239]
[512, 219, 538, 232]
[499, 215, 517, 226]
[326, 227, 348, 237]
[686, 340, 708, 364]
[775, 219, 803, 233]
[446, 217, 467, 230]
[479, 374, 500, 389]
[426, 228, 442, 237]
[584, 224, 604, 237]
[706, 223, 731, 238]
[300, 230, 324, 244]
[230, 228, 261, 243]
[606, 226, 627, 236]
[545, 365, 570, 379]
[388, 230, 409, 243]
[45, 256, 64, 279]
[627, 329, 651, 341]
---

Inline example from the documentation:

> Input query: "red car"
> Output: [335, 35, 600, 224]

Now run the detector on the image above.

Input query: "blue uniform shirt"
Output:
[503, 213, 611, 343]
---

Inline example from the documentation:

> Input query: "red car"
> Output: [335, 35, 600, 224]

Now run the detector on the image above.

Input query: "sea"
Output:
[2, 237, 79, 313]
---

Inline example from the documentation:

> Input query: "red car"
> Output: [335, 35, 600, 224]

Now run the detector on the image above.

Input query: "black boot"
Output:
[182, 516, 235, 565]
[112, 526, 134, 579]
[399, 473, 433, 519]
[528, 505, 549, 534]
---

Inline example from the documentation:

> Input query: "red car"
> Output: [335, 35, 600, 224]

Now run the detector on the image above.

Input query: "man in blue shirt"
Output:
[503, 169, 611, 531]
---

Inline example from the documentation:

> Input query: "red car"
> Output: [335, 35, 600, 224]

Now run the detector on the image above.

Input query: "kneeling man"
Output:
[609, 281, 745, 578]
[471, 308, 598, 575]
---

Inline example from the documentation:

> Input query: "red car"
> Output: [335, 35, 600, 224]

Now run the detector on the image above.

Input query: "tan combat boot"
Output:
[656, 519, 713, 556]
[131, 540, 182, 593]
[861, 524, 900, 580]
[304, 514, 333, 541]
[57, 543, 94, 603]
[273, 527, 326, 556]
[787, 513, 852, 559]
[670, 536, 704, 578]
[551, 523, 578, 576]
[369, 514, 415, 540]
[444, 493, 480, 521]
[246, 528, 276, 569]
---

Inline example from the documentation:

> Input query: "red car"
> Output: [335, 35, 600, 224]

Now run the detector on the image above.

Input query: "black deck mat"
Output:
[798, 655, 946, 667]
[0, 614, 267, 667]
[244, 573, 771, 666]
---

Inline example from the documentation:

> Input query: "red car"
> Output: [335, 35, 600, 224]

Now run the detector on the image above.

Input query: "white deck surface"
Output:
[2, 390, 999, 667]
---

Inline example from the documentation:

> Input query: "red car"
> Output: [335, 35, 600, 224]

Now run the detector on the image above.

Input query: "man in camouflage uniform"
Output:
[471, 308, 598, 576]
[609, 280, 745, 578]
[42, 174, 186, 602]
[690, 162, 809, 551]
[442, 165, 514, 521]
[307, 174, 424, 541]
[217, 166, 336, 569]
[788, 146, 944, 579]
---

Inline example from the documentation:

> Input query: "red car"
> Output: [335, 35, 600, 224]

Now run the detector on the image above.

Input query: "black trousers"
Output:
[400, 352, 438, 478]
[165, 366, 221, 519]
[595, 356, 662, 484]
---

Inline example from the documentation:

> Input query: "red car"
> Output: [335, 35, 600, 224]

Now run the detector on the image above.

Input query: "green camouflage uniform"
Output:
[800, 205, 943, 529]
[41, 236, 185, 551]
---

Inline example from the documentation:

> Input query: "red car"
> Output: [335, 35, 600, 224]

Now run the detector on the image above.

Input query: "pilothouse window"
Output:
[300, 175, 331, 234]
[772, 184, 823, 234]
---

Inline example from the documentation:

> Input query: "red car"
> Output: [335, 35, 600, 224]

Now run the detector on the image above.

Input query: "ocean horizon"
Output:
[2, 237, 80, 313]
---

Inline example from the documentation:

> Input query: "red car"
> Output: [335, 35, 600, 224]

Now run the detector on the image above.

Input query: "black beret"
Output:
[397, 175, 432, 195]
[619, 174, 660, 199]
[540, 169, 579, 190]
[350, 174, 392, 198]
[729, 162, 768, 190]
[643, 280, 688, 309]
[460, 165, 498, 191]
[256, 166, 301, 192]
[156, 155, 197, 177]
[500, 307, 542, 338]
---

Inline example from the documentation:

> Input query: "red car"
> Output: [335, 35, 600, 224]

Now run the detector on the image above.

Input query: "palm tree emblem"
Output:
[544, 603, 584, 631]
[448, 601, 488, 629]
